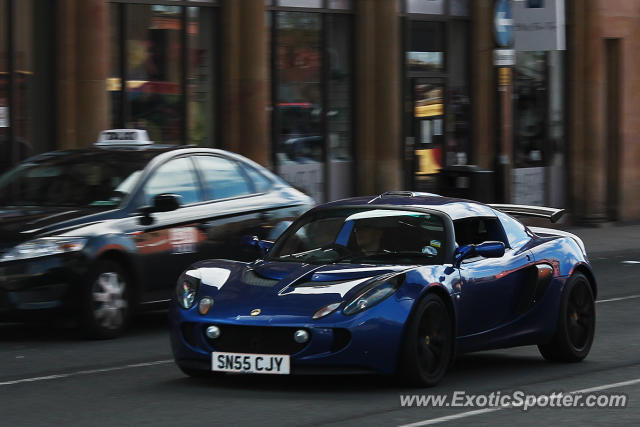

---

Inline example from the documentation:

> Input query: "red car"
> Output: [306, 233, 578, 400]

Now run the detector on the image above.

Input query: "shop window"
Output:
[450, 0, 471, 16]
[271, 9, 354, 202]
[446, 19, 471, 166]
[187, 6, 217, 146]
[407, 21, 444, 73]
[407, 0, 444, 15]
[109, 2, 219, 147]
[126, 5, 183, 144]
[279, 0, 323, 8]
[275, 11, 324, 201]
[513, 51, 565, 168]
[328, 0, 352, 9]
[327, 14, 353, 200]
[108, 3, 121, 128]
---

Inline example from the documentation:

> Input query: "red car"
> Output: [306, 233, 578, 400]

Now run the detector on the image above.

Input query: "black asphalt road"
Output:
[1, 250, 640, 426]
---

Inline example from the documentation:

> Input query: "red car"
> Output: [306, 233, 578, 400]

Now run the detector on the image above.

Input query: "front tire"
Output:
[399, 294, 453, 387]
[538, 273, 595, 362]
[80, 260, 132, 339]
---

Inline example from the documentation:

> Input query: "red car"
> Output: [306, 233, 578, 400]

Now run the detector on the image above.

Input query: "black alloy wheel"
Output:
[400, 293, 453, 387]
[538, 273, 595, 362]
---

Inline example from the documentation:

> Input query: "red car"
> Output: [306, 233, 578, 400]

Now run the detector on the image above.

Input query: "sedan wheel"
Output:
[400, 294, 453, 387]
[538, 273, 595, 362]
[81, 260, 132, 339]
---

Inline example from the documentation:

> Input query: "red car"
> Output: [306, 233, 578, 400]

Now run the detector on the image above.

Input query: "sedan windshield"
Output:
[0, 152, 149, 208]
[269, 208, 447, 265]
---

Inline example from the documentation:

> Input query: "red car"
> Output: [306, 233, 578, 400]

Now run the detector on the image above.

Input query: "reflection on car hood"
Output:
[0, 206, 112, 249]
[188, 259, 412, 319]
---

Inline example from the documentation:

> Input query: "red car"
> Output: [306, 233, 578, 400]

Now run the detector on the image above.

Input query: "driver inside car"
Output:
[353, 225, 384, 255]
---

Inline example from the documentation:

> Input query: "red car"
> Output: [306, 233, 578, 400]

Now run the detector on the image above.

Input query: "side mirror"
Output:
[152, 193, 181, 213]
[475, 241, 506, 258]
[244, 235, 274, 256]
[454, 241, 505, 266]
[138, 194, 181, 225]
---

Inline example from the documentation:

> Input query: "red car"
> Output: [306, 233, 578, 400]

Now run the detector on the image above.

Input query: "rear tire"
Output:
[538, 273, 595, 362]
[399, 294, 453, 387]
[80, 259, 132, 339]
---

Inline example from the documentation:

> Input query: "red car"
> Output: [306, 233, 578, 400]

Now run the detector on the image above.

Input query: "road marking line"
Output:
[399, 377, 640, 427]
[597, 294, 640, 304]
[399, 408, 502, 427]
[0, 359, 172, 386]
[621, 260, 640, 264]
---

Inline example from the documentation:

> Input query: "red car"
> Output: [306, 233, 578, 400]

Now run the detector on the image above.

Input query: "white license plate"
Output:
[211, 352, 290, 375]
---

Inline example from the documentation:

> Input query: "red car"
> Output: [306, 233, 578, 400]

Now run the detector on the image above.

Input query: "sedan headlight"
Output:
[176, 274, 200, 310]
[0, 237, 88, 262]
[343, 274, 405, 316]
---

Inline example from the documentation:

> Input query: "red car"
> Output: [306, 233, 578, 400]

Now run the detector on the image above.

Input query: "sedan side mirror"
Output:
[454, 241, 505, 266]
[139, 193, 181, 225]
[152, 193, 181, 213]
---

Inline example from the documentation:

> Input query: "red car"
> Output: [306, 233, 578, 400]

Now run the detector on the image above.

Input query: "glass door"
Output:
[411, 78, 444, 192]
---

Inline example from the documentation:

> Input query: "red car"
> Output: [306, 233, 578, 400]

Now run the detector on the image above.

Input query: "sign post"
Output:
[493, 0, 514, 203]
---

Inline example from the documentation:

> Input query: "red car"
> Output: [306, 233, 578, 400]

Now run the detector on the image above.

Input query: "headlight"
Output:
[176, 273, 200, 310]
[343, 274, 405, 316]
[0, 237, 88, 262]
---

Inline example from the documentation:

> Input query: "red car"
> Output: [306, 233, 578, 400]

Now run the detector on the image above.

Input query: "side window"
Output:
[453, 217, 508, 247]
[495, 210, 531, 249]
[242, 165, 273, 193]
[142, 157, 202, 206]
[194, 156, 252, 200]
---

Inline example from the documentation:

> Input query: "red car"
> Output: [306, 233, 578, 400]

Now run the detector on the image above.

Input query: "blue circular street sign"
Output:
[494, 0, 513, 47]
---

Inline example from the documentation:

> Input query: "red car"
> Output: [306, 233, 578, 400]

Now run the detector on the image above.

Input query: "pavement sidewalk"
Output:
[562, 224, 640, 256]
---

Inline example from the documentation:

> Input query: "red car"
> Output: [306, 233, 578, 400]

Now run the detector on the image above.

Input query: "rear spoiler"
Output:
[488, 204, 566, 223]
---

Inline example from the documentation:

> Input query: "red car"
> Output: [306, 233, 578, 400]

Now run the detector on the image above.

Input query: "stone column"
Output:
[471, 0, 495, 170]
[57, 0, 108, 149]
[569, 0, 607, 222]
[355, 0, 402, 195]
[222, 0, 269, 167]
[56, 0, 77, 149]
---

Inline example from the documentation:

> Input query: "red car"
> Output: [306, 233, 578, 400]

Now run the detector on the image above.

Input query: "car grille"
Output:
[205, 325, 309, 355]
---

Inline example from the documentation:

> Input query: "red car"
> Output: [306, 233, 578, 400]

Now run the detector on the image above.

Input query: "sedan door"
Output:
[129, 156, 207, 301]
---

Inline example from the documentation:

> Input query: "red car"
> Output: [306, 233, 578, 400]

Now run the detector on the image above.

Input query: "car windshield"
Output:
[268, 208, 447, 265]
[0, 152, 149, 208]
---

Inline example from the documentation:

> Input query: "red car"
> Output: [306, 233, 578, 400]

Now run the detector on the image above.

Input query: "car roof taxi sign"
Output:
[95, 129, 153, 147]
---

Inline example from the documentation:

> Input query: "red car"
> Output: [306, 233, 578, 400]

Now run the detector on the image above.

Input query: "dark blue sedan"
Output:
[170, 192, 596, 386]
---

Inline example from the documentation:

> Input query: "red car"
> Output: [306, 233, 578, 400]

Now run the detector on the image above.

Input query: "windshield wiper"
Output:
[276, 247, 327, 260]
[275, 243, 350, 261]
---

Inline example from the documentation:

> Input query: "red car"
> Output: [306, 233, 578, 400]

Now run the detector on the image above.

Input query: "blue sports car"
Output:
[170, 192, 597, 386]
